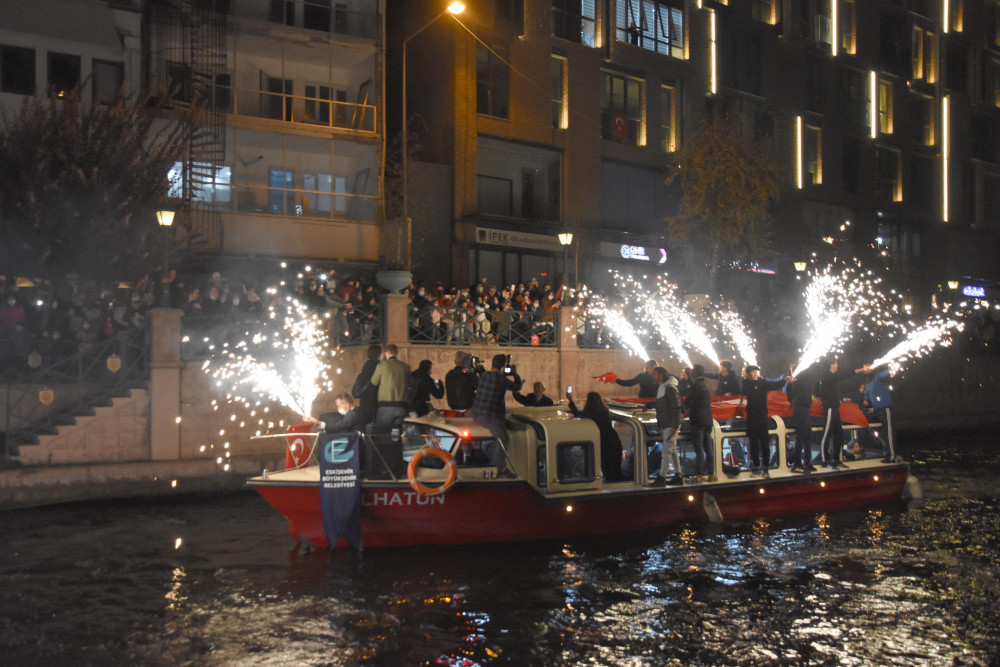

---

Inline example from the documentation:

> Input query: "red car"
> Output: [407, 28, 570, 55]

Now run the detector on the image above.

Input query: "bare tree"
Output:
[0, 87, 198, 283]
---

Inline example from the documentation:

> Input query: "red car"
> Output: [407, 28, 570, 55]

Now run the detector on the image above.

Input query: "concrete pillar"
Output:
[149, 308, 183, 460]
[384, 294, 410, 344]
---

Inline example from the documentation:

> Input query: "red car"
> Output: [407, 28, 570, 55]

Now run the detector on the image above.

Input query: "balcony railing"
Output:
[230, 87, 376, 133]
[235, 183, 376, 222]
[263, 1, 378, 40]
[408, 305, 559, 347]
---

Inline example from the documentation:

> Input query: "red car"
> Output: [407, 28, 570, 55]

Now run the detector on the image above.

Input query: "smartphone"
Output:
[504, 367, 511, 374]
[568, 385, 573, 394]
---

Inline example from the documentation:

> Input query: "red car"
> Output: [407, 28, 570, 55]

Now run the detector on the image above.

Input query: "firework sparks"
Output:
[712, 309, 758, 367]
[206, 296, 336, 420]
[865, 317, 965, 374]
[590, 300, 649, 360]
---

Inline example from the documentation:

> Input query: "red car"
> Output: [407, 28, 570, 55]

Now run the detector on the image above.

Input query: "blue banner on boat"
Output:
[318, 432, 362, 550]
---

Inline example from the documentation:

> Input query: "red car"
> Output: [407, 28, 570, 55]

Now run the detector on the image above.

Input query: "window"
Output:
[477, 137, 561, 221]
[551, 55, 567, 130]
[840, 68, 866, 126]
[878, 79, 893, 135]
[911, 26, 937, 83]
[262, 75, 292, 121]
[751, 0, 778, 25]
[0, 45, 34, 95]
[303, 173, 345, 214]
[168, 162, 231, 207]
[798, 0, 831, 46]
[806, 55, 823, 113]
[805, 125, 822, 185]
[993, 57, 1000, 108]
[270, 0, 294, 26]
[616, 0, 685, 59]
[47, 52, 80, 97]
[877, 220, 920, 262]
[303, 0, 331, 32]
[950, 0, 964, 32]
[269, 168, 295, 215]
[305, 84, 347, 127]
[910, 93, 935, 146]
[723, 30, 762, 95]
[497, 0, 524, 34]
[946, 42, 967, 95]
[556, 441, 595, 483]
[660, 84, 678, 152]
[92, 59, 123, 105]
[984, 173, 1000, 226]
[910, 154, 936, 210]
[552, 0, 596, 45]
[993, 1, 1000, 48]
[840, 0, 857, 54]
[875, 147, 902, 202]
[600, 71, 643, 145]
[476, 43, 509, 118]
[841, 135, 860, 193]
[167, 61, 193, 103]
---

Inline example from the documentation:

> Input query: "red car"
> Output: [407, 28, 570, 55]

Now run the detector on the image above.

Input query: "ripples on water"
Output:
[1, 434, 998, 666]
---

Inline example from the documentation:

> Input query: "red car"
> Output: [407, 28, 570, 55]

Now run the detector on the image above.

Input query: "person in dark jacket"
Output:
[307, 393, 361, 433]
[817, 357, 865, 468]
[566, 390, 624, 482]
[514, 381, 554, 407]
[785, 363, 817, 472]
[351, 343, 382, 430]
[650, 366, 683, 486]
[470, 354, 523, 476]
[445, 351, 480, 411]
[678, 367, 694, 401]
[408, 359, 444, 417]
[861, 365, 896, 462]
[614, 359, 658, 398]
[686, 364, 715, 481]
[738, 365, 789, 477]
[704, 360, 741, 396]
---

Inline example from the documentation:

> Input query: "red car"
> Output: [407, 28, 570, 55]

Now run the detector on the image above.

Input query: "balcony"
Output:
[234, 183, 375, 222]
[228, 86, 376, 134]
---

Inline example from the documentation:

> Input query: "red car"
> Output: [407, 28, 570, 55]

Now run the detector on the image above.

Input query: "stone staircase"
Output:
[18, 389, 150, 466]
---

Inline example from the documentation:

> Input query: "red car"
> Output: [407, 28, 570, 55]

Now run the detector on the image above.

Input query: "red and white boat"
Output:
[248, 395, 918, 549]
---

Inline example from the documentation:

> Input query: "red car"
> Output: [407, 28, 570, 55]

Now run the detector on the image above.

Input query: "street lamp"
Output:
[157, 209, 175, 306]
[402, 2, 465, 271]
[558, 231, 574, 289]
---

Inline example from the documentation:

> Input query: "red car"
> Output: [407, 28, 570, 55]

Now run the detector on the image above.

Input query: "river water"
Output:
[1, 432, 998, 666]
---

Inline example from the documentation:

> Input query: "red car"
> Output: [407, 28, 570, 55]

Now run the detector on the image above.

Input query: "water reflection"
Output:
[0, 434, 998, 665]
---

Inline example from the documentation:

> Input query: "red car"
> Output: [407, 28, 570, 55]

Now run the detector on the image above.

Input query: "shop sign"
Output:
[476, 227, 564, 252]
[962, 285, 986, 297]
[599, 242, 668, 264]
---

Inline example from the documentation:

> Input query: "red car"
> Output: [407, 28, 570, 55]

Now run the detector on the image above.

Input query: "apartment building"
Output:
[387, 0, 1000, 303]
[0, 0, 385, 270]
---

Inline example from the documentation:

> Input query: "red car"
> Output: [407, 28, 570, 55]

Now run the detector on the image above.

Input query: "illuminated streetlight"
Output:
[157, 209, 175, 306]
[402, 2, 465, 271]
[558, 231, 573, 288]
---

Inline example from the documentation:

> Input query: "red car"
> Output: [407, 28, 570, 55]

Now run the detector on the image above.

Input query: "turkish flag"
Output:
[612, 112, 629, 142]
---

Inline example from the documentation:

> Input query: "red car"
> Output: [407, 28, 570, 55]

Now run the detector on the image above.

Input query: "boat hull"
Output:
[250, 464, 910, 548]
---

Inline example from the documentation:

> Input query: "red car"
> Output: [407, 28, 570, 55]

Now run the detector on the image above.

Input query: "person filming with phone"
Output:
[470, 354, 523, 477]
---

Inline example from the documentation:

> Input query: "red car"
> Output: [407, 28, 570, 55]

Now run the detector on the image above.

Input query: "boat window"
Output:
[400, 423, 460, 462]
[454, 437, 495, 468]
[536, 445, 547, 487]
[842, 426, 880, 461]
[556, 441, 594, 483]
[612, 418, 640, 482]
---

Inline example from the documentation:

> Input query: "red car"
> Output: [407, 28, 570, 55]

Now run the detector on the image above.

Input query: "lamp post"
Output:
[157, 209, 175, 306]
[558, 231, 574, 290]
[402, 2, 465, 271]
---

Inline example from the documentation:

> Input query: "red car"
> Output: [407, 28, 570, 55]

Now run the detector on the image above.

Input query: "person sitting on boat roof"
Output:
[470, 354, 523, 478]
[305, 393, 360, 433]
[566, 389, 624, 482]
[603, 359, 658, 398]
[738, 365, 790, 478]
[650, 366, 684, 486]
[514, 381, 554, 407]
[704, 360, 742, 396]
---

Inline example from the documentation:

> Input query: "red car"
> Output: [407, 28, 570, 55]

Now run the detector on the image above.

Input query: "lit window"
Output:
[950, 0, 964, 32]
[876, 147, 902, 202]
[47, 52, 80, 98]
[551, 55, 568, 130]
[600, 71, 644, 146]
[552, 0, 597, 46]
[910, 93, 936, 146]
[840, 0, 857, 54]
[168, 162, 232, 208]
[660, 84, 678, 152]
[751, 0, 777, 25]
[993, 57, 1000, 108]
[911, 26, 937, 82]
[616, 0, 685, 60]
[878, 79, 893, 135]
[805, 125, 822, 185]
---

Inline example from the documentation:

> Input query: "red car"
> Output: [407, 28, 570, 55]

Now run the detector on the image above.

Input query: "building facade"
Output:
[1, 0, 385, 270]
[387, 0, 1000, 305]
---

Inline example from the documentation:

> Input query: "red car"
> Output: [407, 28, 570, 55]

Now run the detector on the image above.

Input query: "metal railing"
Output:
[180, 303, 384, 361]
[230, 87, 377, 133]
[2, 325, 150, 457]
[408, 305, 559, 347]
[234, 183, 376, 222]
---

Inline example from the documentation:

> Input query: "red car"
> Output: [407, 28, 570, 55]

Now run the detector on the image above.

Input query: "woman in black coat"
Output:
[566, 390, 624, 482]
[408, 359, 445, 417]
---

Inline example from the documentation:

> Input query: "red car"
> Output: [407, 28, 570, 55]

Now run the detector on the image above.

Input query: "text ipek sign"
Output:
[319, 432, 362, 550]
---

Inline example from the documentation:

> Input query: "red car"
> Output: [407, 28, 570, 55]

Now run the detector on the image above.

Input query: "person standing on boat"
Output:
[351, 343, 382, 430]
[306, 393, 361, 433]
[470, 354, 523, 477]
[817, 357, 865, 468]
[686, 364, 716, 482]
[738, 365, 789, 478]
[609, 359, 658, 398]
[369, 343, 411, 428]
[704, 360, 741, 396]
[444, 351, 480, 411]
[515, 381, 555, 407]
[650, 366, 683, 486]
[861, 365, 896, 462]
[785, 363, 817, 473]
[408, 359, 445, 417]
[678, 367, 694, 401]
[566, 390, 624, 482]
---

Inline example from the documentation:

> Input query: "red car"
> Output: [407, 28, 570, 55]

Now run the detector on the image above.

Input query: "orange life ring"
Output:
[407, 447, 458, 497]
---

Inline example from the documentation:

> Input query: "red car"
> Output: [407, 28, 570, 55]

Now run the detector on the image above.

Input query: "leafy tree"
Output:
[0, 88, 197, 284]
[667, 113, 780, 293]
